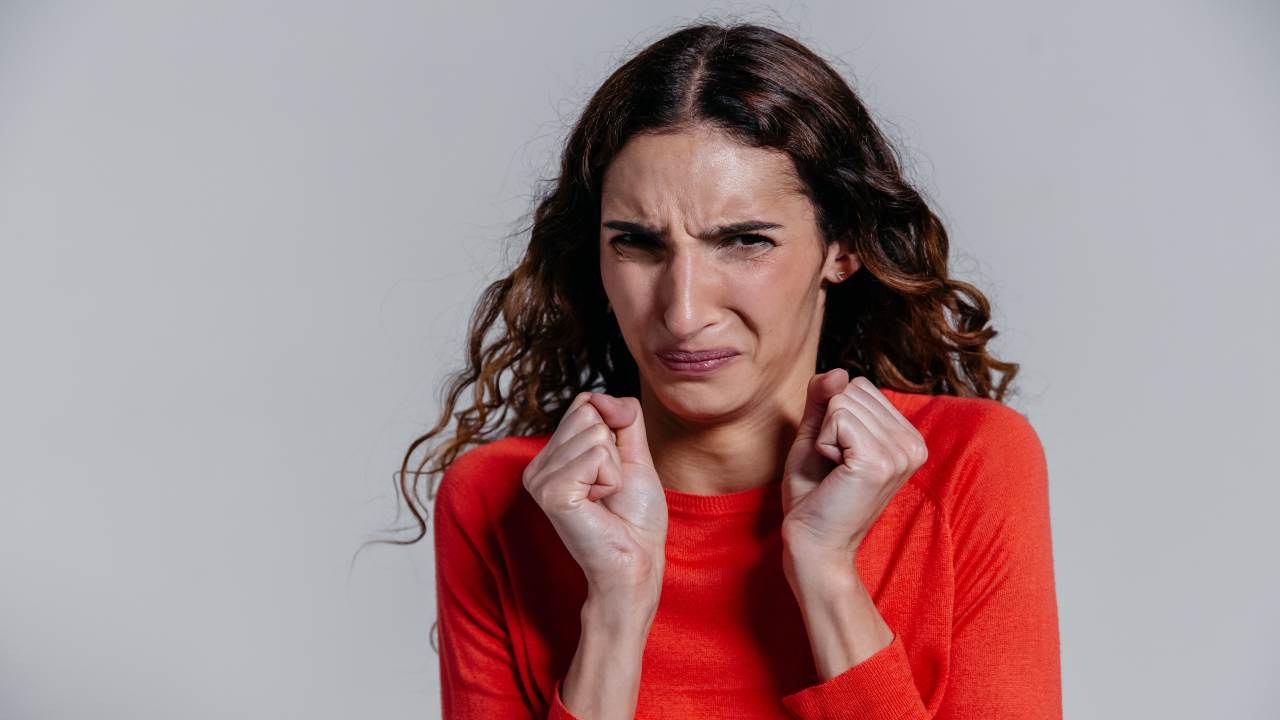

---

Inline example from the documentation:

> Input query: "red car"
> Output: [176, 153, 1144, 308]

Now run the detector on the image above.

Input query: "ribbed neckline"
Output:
[663, 480, 780, 516]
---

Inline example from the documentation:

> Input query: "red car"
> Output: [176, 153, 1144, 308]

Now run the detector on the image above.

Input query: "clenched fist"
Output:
[781, 369, 929, 559]
[522, 391, 668, 597]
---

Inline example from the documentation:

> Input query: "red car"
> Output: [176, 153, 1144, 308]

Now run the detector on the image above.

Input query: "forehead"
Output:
[600, 126, 810, 222]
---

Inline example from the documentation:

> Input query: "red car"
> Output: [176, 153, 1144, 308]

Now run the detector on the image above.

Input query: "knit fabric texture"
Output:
[433, 388, 1062, 718]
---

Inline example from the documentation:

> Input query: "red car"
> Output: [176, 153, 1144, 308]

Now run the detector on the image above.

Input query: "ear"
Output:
[824, 240, 861, 284]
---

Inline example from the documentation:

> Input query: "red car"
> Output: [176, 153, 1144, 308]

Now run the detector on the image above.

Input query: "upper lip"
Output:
[655, 346, 740, 362]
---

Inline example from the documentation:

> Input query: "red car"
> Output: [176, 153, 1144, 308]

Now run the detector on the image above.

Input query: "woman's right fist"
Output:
[522, 391, 668, 596]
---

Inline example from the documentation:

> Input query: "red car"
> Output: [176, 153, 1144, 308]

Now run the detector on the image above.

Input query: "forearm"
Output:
[784, 547, 893, 681]
[560, 590, 658, 720]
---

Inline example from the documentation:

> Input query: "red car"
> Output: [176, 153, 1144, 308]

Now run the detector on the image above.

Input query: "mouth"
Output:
[654, 349, 740, 375]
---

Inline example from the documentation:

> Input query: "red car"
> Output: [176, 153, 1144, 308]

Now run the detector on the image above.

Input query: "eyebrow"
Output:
[601, 219, 784, 239]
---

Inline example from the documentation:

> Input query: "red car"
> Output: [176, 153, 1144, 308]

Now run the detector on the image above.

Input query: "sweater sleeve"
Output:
[934, 405, 1062, 718]
[779, 629, 929, 719]
[780, 403, 1062, 719]
[433, 458, 578, 719]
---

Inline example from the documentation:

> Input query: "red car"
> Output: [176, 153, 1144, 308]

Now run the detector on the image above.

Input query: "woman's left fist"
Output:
[781, 369, 928, 559]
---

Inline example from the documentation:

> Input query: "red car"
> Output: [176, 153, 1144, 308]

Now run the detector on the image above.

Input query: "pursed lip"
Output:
[654, 347, 740, 362]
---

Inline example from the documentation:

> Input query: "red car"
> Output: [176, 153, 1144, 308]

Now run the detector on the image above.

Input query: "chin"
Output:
[650, 377, 744, 422]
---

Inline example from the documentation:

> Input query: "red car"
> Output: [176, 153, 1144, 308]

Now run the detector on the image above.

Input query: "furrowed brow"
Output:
[601, 219, 783, 239]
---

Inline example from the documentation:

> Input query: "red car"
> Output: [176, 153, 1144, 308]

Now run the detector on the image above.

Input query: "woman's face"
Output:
[599, 124, 857, 423]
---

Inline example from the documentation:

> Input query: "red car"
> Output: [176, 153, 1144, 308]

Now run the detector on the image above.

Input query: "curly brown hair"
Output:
[375, 19, 1019, 596]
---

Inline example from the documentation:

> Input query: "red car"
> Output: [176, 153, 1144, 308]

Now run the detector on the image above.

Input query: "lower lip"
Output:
[656, 353, 739, 375]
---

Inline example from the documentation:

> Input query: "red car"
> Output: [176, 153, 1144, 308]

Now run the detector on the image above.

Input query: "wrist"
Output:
[782, 541, 859, 592]
[565, 592, 655, 719]
[582, 587, 660, 632]
[782, 555, 893, 680]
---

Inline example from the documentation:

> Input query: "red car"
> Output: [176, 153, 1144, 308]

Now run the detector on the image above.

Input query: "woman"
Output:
[398, 21, 1061, 719]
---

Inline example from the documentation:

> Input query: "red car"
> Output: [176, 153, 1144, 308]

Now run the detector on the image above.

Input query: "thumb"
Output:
[588, 394, 655, 468]
[796, 368, 847, 442]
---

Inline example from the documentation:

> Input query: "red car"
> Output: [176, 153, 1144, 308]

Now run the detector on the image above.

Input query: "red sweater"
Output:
[432, 388, 1062, 718]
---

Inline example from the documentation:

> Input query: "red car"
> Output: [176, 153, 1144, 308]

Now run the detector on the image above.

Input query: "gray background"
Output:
[2, 1, 1276, 717]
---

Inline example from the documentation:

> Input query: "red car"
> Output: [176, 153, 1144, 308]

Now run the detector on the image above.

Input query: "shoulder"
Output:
[882, 389, 1048, 514]
[433, 433, 552, 525]
[439, 434, 551, 488]
[879, 387, 1042, 459]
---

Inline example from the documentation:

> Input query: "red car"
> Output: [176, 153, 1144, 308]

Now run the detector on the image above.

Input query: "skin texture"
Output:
[539, 124, 929, 718]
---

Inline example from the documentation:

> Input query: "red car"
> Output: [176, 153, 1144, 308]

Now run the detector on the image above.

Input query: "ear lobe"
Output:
[824, 236, 859, 278]
[828, 250, 859, 283]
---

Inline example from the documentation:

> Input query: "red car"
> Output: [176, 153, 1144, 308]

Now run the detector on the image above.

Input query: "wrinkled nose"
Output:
[660, 247, 716, 340]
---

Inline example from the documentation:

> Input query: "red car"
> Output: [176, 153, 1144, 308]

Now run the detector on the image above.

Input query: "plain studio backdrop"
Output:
[1, 1, 1276, 718]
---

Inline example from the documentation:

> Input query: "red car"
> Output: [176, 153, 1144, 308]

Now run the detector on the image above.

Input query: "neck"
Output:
[638, 373, 808, 497]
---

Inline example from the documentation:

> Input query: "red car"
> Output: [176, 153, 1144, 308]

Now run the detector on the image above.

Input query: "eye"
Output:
[722, 234, 775, 250]
[608, 233, 653, 247]
[607, 233, 776, 251]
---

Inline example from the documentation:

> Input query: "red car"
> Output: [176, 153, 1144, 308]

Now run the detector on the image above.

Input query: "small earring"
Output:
[835, 270, 846, 281]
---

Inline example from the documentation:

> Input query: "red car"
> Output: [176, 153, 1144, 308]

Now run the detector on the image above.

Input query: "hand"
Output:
[780, 369, 928, 560]
[522, 391, 668, 597]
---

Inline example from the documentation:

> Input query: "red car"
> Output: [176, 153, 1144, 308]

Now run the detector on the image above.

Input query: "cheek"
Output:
[733, 261, 814, 324]
[601, 266, 654, 326]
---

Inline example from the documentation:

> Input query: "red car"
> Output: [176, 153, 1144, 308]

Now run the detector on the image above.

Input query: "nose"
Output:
[660, 244, 718, 340]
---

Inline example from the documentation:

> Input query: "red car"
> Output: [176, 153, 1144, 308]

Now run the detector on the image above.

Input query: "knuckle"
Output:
[872, 454, 896, 477]
[580, 400, 604, 421]
[588, 423, 613, 446]
[828, 395, 854, 413]
[533, 477, 566, 512]
[895, 449, 911, 473]
[529, 484, 547, 507]
[568, 391, 593, 414]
